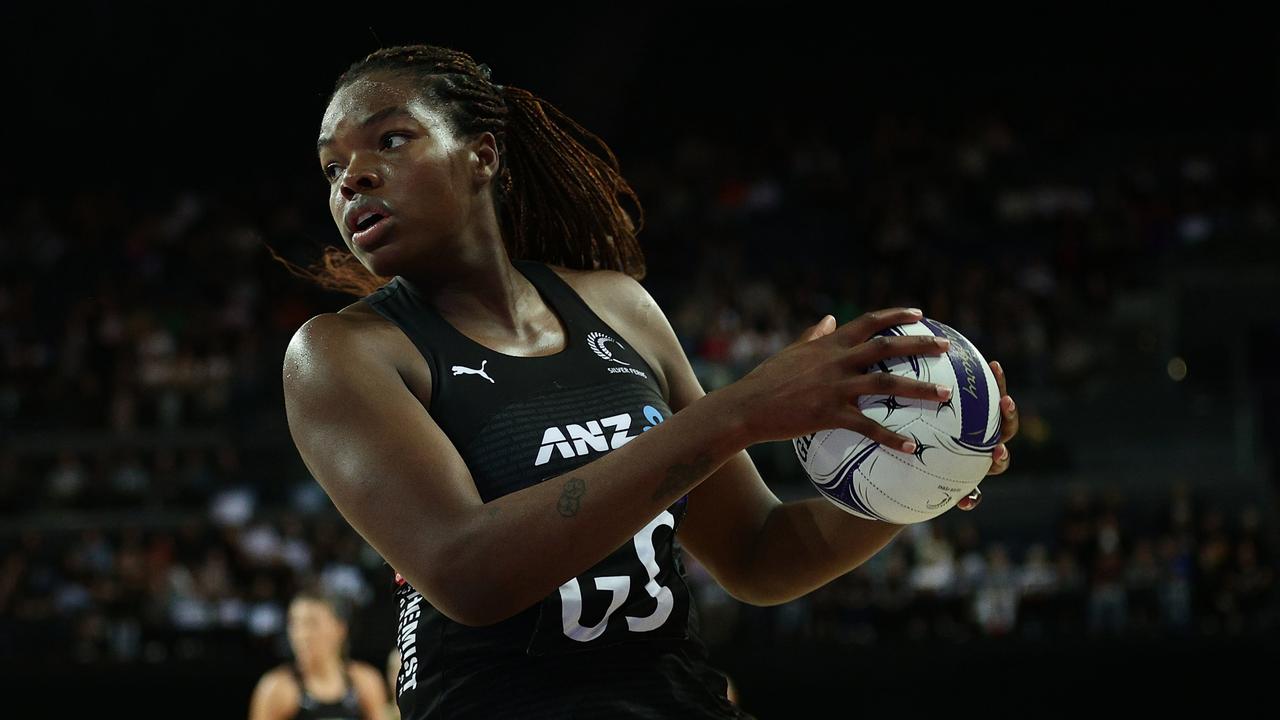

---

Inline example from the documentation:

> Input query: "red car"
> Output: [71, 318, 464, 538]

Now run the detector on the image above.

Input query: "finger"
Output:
[999, 396, 1018, 443]
[987, 443, 1010, 476]
[991, 362, 1019, 443]
[789, 315, 836, 349]
[841, 409, 919, 454]
[850, 335, 950, 368]
[957, 487, 983, 511]
[836, 308, 924, 346]
[844, 373, 953, 404]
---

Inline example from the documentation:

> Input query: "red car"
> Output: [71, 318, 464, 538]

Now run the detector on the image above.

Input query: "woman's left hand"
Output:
[957, 360, 1018, 512]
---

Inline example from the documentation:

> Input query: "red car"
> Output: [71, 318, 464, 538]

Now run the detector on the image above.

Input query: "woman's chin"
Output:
[364, 256, 403, 281]
[296, 647, 331, 665]
[355, 245, 406, 280]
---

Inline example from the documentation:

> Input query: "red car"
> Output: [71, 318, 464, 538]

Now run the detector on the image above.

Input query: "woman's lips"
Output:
[352, 215, 394, 251]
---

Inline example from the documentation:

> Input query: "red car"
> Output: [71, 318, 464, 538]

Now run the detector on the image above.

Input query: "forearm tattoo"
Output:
[557, 477, 587, 518]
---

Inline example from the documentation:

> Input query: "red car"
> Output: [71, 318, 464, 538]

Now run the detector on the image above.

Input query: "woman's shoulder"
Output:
[287, 301, 409, 365]
[540, 260, 627, 285]
[542, 262, 654, 323]
[252, 664, 303, 707]
[542, 261, 676, 396]
[346, 660, 389, 702]
[283, 304, 436, 414]
[548, 262, 673, 333]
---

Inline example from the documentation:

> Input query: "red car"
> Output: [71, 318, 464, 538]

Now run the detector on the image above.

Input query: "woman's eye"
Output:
[381, 132, 410, 150]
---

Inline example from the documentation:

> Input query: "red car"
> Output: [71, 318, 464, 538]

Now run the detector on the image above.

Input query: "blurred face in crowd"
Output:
[317, 72, 498, 278]
[287, 597, 346, 662]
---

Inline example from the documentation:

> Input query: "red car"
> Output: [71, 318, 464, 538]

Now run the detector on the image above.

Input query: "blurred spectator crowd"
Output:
[1, 482, 1273, 665]
[692, 484, 1274, 648]
[1, 105, 1276, 666]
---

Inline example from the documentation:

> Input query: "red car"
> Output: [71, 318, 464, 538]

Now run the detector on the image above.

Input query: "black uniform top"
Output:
[363, 259, 752, 719]
[289, 662, 362, 720]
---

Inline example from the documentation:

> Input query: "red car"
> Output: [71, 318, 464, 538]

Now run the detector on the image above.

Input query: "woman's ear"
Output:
[472, 132, 501, 185]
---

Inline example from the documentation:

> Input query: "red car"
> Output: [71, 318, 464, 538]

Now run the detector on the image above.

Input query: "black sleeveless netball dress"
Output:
[362, 259, 752, 719]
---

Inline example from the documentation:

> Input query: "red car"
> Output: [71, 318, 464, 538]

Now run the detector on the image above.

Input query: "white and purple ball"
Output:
[793, 318, 1002, 524]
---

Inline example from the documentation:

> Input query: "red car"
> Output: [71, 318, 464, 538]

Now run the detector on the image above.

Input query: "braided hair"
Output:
[280, 44, 646, 296]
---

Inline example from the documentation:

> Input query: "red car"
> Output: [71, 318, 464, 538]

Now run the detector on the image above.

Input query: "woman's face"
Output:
[317, 73, 489, 277]
[287, 597, 345, 661]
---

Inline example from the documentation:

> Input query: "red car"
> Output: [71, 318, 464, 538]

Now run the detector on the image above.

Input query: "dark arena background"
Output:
[2, 5, 1277, 716]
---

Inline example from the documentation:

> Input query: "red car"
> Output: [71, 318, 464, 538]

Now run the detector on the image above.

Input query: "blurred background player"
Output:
[248, 589, 387, 720]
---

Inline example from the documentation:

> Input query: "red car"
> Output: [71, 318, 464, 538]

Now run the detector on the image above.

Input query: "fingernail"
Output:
[1006, 397, 1016, 414]
[936, 385, 952, 399]
[902, 440, 917, 453]
[993, 361, 1003, 375]
[907, 308, 923, 316]
[996, 445, 1007, 460]
[935, 337, 950, 350]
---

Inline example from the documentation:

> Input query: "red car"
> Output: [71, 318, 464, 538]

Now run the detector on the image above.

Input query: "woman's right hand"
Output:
[722, 308, 953, 451]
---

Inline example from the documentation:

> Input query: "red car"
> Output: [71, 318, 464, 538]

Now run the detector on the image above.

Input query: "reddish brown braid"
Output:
[275, 44, 646, 297]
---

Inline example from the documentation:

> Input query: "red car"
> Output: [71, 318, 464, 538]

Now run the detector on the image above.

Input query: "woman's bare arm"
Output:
[282, 313, 748, 626]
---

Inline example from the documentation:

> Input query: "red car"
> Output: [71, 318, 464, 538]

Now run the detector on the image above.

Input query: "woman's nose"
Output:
[339, 160, 383, 200]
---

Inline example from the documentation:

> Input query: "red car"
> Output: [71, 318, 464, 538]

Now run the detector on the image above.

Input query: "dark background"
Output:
[10, 7, 1275, 184]
[2, 4, 1277, 716]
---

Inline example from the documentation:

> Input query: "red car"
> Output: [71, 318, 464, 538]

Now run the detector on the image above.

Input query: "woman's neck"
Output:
[401, 247, 534, 335]
[297, 653, 344, 681]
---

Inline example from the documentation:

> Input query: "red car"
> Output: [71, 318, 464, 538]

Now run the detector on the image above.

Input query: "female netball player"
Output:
[247, 589, 388, 720]
[282, 45, 1018, 719]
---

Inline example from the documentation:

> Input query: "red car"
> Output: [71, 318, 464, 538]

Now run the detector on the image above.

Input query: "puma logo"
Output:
[451, 360, 495, 383]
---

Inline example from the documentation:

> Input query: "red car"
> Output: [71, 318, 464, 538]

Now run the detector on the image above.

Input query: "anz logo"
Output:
[534, 405, 666, 466]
